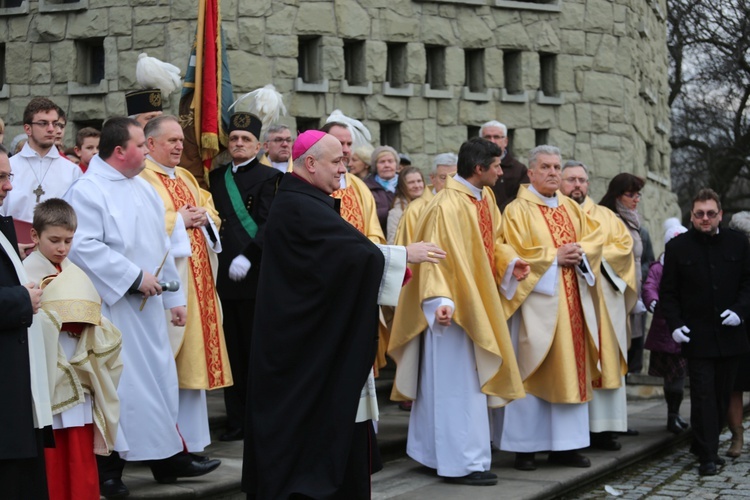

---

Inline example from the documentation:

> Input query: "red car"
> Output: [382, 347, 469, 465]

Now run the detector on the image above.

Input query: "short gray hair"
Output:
[479, 120, 507, 137]
[370, 145, 399, 168]
[432, 152, 458, 173]
[562, 160, 589, 176]
[528, 145, 561, 169]
[729, 211, 750, 241]
[263, 124, 290, 142]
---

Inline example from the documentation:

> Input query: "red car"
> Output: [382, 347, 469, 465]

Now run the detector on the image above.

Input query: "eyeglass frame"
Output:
[692, 210, 720, 220]
[29, 121, 66, 130]
[0, 172, 14, 184]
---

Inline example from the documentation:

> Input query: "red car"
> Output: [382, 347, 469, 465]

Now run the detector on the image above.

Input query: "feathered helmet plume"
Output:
[325, 110, 372, 150]
[229, 84, 287, 130]
[135, 53, 182, 96]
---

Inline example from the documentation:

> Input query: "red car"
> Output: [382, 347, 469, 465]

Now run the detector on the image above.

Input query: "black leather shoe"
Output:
[548, 450, 591, 468]
[714, 456, 726, 467]
[667, 415, 686, 435]
[699, 461, 717, 476]
[444, 471, 498, 486]
[590, 432, 622, 451]
[675, 415, 689, 429]
[514, 452, 537, 471]
[189, 453, 210, 463]
[100, 478, 129, 499]
[219, 428, 244, 441]
[150, 454, 221, 484]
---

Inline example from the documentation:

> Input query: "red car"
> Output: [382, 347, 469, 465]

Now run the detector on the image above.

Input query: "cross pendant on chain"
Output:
[33, 184, 45, 203]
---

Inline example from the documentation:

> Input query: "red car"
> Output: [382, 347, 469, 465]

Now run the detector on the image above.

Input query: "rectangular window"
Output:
[343, 39, 366, 86]
[539, 52, 557, 96]
[646, 143, 655, 171]
[464, 49, 485, 93]
[507, 128, 515, 153]
[467, 125, 480, 141]
[298, 36, 323, 84]
[386, 43, 407, 88]
[503, 50, 523, 95]
[76, 38, 105, 85]
[0, 44, 5, 89]
[0, 0, 23, 6]
[296, 118, 320, 133]
[535, 129, 549, 146]
[425, 45, 447, 90]
[380, 122, 402, 151]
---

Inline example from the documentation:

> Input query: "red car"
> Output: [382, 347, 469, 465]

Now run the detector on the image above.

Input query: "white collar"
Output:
[147, 155, 176, 179]
[454, 174, 483, 200]
[232, 156, 256, 173]
[20, 141, 60, 160]
[528, 184, 559, 208]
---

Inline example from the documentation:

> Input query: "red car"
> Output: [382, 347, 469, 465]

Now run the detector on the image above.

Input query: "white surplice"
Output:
[64, 154, 186, 461]
[1, 143, 81, 223]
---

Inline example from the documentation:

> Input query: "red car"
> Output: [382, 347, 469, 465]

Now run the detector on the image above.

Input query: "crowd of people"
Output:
[0, 83, 749, 500]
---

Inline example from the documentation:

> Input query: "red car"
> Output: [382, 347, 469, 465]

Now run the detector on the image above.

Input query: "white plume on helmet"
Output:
[135, 53, 182, 96]
[325, 110, 372, 150]
[229, 84, 287, 130]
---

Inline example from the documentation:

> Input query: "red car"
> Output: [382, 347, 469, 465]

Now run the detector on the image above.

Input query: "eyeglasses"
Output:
[623, 192, 641, 199]
[693, 210, 719, 219]
[0, 173, 14, 183]
[483, 135, 506, 141]
[29, 121, 65, 130]
[562, 177, 589, 185]
[270, 137, 293, 144]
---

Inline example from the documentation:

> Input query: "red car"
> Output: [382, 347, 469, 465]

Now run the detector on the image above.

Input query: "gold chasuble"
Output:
[581, 197, 638, 389]
[140, 160, 232, 390]
[501, 185, 602, 404]
[389, 176, 525, 407]
[394, 187, 434, 246]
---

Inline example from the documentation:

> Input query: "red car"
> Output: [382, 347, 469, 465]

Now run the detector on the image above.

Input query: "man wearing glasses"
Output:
[0, 98, 81, 235]
[480, 120, 529, 211]
[660, 188, 750, 476]
[260, 124, 294, 173]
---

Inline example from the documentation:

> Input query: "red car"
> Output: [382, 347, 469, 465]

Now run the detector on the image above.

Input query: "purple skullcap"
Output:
[292, 130, 327, 161]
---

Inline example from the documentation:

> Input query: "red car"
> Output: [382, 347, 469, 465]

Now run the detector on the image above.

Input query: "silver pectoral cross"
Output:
[33, 183, 45, 203]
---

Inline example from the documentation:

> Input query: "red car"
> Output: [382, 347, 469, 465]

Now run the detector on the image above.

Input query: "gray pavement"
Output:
[116, 387, 749, 500]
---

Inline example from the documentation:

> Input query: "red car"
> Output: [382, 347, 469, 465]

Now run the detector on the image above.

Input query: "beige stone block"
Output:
[323, 45, 345, 80]
[227, 51, 273, 90]
[365, 95, 406, 121]
[559, 2, 585, 30]
[496, 22, 531, 51]
[273, 57, 298, 79]
[591, 104, 609, 133]
[105, 91, 125, 115]
[68, 10, 109, 39]
[31, 43, 49, 63]
[575, 103, 592, 132]
[365, 41, 386, 82]
[222, 0, 238, 21]
[170, 0, 196, 20]
[421, 16, 457, 46]
[573, 142, 593, 167]
[423, 119, 437, 153]
[223, 22, 240, 50]
[557, 54, 575, 93]
[8, 15, 31, 42]
[35, 14, 66, 42]
[133, 25, 165, 49]
[548, 130, 575, 157]
[267, 6, 298, 35]
[407, 98, 428, 120]
[608, 122, 631, 137]
[6, 43, 31, 84]
[485, 48, 503, 88]
[436, 100, 457, 126]
[239, 0, 272, 17]
[406, 43, 426, 85]
[593, 34, 618, 72]
[444, 47, 464, 87]
[240, 18, 267, 55]
[401, 120, 424, 152]
[108, 7, 132, 36]
[558, 103, 577, 134]
[497, 102, 530, 128]
[294, 2, 336, 35]
[582, 72, 624, 105]
[116, 36, 133, 51]
[380, 8, 418, 42]
[614, 37, 635, 76]
[51, 41, 76, 83]
[68, 96, 106, 121]
[530, 103, 556, 129]
[334, 0, 370, 39]
[289, 92, 326, 118]
[585, 33, 601, 57]
[459, 100, 494, 125]
[135, 6, 170, 25]
[118, 50, 139, 89]
[592, 133, 621, 151]
[613, 4, 627, 23]
[584, 0, 613, 34]
[29, 84, 52, 97]
[333, 94, 365, 118]
[29, 63, 50, 84]
[530, 21, 561, 53]
[561, 30, 585, 56]
[456, 14, 494, 48]
[436, 125, 465, 153]
[573, 55, 594, 72]
[590, 148, 622, 179]
[103, 37, 119, 81]
[613, 22, 627, 37]
[512, 127, 535, 153]
[165, 21, 193, 65]
[522, 51, 539, 91]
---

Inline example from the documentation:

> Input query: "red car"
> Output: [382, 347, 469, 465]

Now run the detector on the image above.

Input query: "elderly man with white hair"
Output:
[480, 120, 528, 210]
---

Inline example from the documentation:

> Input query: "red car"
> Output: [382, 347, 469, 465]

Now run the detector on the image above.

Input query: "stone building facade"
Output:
[0, 0, 677, 250]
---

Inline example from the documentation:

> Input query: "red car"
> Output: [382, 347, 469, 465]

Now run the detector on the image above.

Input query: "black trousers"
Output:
[222, 298, 256, 432]
[0, 429, 49, 499]
[687, 356, 739, 462]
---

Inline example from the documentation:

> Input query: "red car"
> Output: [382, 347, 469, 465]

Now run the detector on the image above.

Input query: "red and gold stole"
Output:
[470, 196, 497, 277]
[331, 186, 365, 234]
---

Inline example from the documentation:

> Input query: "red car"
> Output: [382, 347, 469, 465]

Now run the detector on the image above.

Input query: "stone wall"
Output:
[0, 0, 678, 251]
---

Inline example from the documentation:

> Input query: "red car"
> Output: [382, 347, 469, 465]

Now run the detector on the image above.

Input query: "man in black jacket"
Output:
[0, 145, 50, 499]
[660, 188, 750, 476]
[208, 112, 282, 441]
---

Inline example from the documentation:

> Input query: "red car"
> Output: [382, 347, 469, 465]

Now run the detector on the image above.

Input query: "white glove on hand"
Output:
[633, 299, 647, 314]
[720, 309, 741, 327]
[671, 326, 691, 344]
[229, 255, 251, 281]
[648, 300, 657, 313]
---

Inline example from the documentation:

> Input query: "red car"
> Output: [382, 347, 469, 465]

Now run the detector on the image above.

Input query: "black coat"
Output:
[491, 151, 529, 211]
[208, 159, 282, 300]
[243, 173, 385, 499]
[0, 216, 39, 459]
[660, 226, 750, 358]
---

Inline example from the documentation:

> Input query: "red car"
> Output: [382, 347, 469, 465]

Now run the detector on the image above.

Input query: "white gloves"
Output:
[721, 309, 741, 327]
[648, 300, 657, 313]
[632, 299, 647, 314]
[672, 326, 691, 344]
[229, 255, 251, 281]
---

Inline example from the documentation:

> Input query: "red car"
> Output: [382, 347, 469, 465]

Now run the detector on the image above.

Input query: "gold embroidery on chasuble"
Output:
[332, 187, 365, 233]
[470, 196, 496, 276]
[160, 176, 227, 388]
[539, 205, 587, 402]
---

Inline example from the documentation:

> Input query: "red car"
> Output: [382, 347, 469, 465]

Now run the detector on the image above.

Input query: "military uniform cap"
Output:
[125, 88, 163, 116]
[228, 112, 263, 140]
